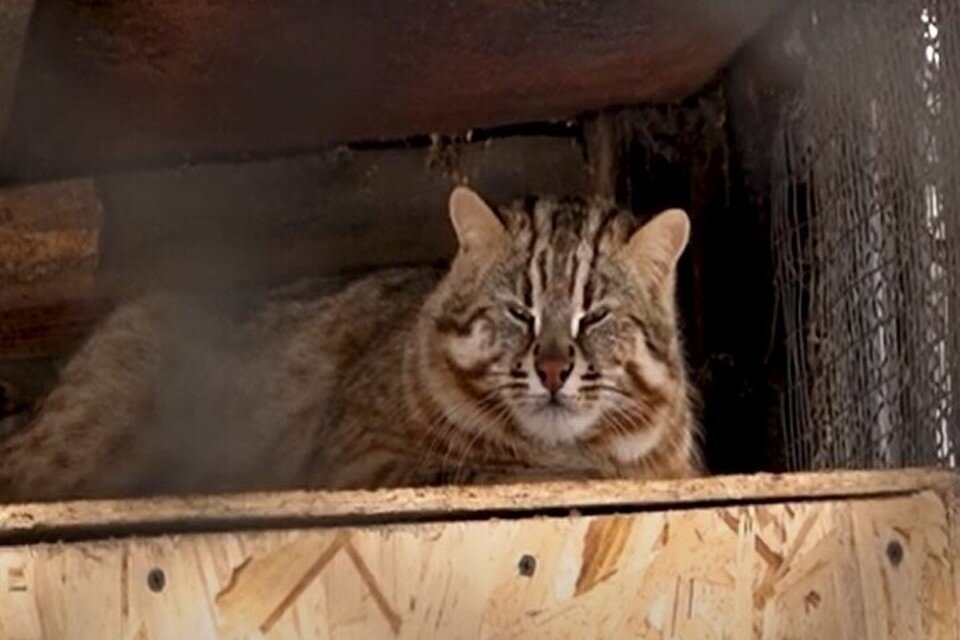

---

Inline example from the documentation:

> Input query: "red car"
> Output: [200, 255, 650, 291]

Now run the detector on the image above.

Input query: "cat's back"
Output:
[248, 266, 441, 363]
[58, 265, 441, 382]
[0, 266, 442, 500]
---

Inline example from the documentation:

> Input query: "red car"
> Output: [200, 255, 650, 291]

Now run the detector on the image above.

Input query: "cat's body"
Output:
[0, 189, 700, 501]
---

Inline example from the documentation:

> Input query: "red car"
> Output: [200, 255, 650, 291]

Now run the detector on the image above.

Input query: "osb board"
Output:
[0, 468, 954, 542]
[0, 490, 954, 639]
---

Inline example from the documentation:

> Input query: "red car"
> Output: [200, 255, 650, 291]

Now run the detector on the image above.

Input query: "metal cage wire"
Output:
[772, 0, 960, 470]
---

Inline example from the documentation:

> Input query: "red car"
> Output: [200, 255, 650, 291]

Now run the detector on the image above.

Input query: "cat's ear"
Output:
[449, 186, 506, 257]
[623, 208, 690, 284]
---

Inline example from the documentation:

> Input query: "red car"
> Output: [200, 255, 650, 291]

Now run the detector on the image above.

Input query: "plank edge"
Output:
[2, 468, 955, 544]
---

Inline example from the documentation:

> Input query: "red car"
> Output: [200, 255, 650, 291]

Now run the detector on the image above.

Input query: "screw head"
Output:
[885, 540, 904, 567]
[518, 554, 536, 577]
[147, 567, 166, 592]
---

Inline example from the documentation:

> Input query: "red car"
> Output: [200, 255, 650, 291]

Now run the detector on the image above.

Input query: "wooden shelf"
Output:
[0, 469, 957, 638]
[1, 468, 954, 541]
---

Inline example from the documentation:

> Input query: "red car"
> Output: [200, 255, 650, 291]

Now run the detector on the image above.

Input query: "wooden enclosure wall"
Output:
[0, 470, 957, 639]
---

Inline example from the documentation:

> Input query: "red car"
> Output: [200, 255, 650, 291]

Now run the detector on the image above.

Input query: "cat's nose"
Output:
[535, 357, 574, 393]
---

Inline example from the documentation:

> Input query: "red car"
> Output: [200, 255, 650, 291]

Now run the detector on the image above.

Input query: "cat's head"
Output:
[422, 187, 691, 459]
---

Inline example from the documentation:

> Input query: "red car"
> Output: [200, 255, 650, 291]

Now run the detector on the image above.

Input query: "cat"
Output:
[0, 187, 700, 501]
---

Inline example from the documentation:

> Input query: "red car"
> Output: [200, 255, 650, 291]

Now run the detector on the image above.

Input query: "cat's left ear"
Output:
[623, 208, 690, 285]
[449, 186, 506, 258]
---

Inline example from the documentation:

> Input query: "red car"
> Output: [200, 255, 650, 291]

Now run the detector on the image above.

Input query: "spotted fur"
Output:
[0, 188, 699, 501]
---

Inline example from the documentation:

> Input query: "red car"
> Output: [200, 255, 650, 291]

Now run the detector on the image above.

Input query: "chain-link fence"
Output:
[772, 0, 960, 469]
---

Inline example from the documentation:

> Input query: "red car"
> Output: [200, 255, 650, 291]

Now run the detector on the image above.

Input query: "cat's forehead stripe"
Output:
[519, 198, 616, 322]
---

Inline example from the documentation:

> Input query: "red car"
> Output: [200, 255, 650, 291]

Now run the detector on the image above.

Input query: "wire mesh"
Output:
[772, 0, 960, 470]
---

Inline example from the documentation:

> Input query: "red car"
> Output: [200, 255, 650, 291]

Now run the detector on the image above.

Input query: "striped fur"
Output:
[0, 189, 699, 501]
[413, 190, 699, 482]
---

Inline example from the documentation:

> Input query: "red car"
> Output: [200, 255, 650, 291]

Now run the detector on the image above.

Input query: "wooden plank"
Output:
[0, 489, 953, 638]
[1, 469, 955, 543]
[0, 0, 785, 177]
[0, 178, 101, 288]
[0, 136, 588, 363]
[0, 0, 34, 142]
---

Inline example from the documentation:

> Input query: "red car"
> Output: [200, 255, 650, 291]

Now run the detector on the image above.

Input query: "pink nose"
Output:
[535, 358, 573, 393]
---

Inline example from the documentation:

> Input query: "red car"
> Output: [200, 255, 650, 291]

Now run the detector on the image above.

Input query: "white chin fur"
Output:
[608, 426, 663, 463]
[513, 405, 599, 445]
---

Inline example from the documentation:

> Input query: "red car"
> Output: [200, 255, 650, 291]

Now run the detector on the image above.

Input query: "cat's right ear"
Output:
[449, 186, 506, 258]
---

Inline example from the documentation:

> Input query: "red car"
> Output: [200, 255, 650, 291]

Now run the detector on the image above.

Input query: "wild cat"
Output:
[0, 187, 699, 501]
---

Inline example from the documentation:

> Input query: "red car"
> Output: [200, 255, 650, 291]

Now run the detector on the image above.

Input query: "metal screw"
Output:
[518, 554, 536, 577]
[886, 540, 903, 567]
[147, 568, 166, 592]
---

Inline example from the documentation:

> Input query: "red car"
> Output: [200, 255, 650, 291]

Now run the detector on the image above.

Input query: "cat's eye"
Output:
[506, 303, 534, 326]
[578, 307, 610, 333]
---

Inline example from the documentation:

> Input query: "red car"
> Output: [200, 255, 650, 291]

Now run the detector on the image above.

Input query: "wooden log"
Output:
[0, 470, 956, 638]
[0, 180, 106, 360]
[0, 179, 101, 288]
[0, 135, 589, 364]
[0, 0, 785, 177]
[0, 179, 106, 409]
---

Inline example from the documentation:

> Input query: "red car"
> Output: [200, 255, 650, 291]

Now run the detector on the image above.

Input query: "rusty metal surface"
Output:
[0, 0, 783, 177]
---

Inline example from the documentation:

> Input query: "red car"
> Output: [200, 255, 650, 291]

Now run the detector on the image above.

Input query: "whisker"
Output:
[579, 384, 632, 398]
[451, 401, 512, 484]
[605, 405, 647, 438]
[413, 379, 524, 467]
[489, 382, 529, 392]
[434, 388, 503, 467]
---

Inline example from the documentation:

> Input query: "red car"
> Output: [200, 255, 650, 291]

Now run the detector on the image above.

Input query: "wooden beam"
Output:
[0, 135, 589, 363]
[0, 0, 784, 177]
